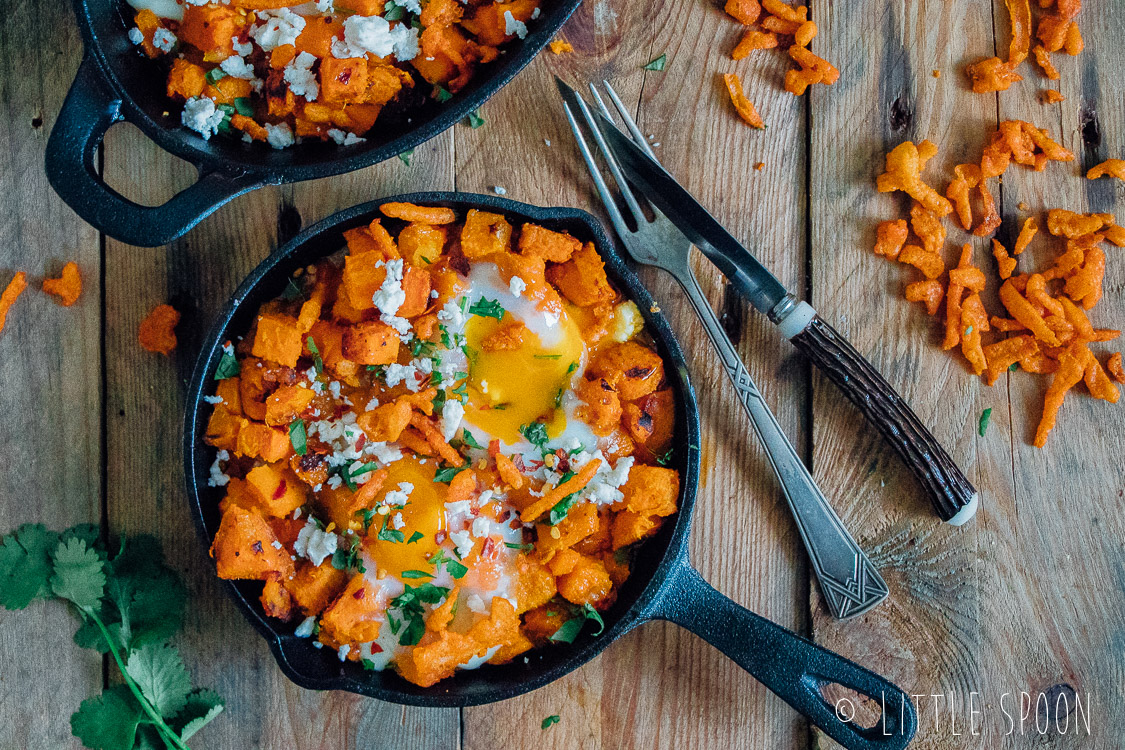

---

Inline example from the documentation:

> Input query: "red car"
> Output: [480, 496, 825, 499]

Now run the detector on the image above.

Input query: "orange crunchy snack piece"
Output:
[138, 303, 180, 355]
[876, 140, 953, 217]
[905, 279, 944, 316]
[1033, 343, 1087, 448]
[784, 46, 840, 95]
[992, 240, 1017, 280]
[380, 202, 457, 225]
[946, 164, 981, 231]
[1108, 353, 1125, 384]
[0, 271, 28, 334]
[732, 30, 779, 58]
[42, 261, 82, 306]
[548, 39, 573, 54]
[1014, 216, 1038, 255]
[1086, 159, 1125, 181]
[874, 219, 909, 259]
[724, 0, 762, 24]
[722, 73, 765, 129]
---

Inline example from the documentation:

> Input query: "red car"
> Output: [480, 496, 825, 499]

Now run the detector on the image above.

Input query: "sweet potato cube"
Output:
[589, 341, 665, 401]
[180, 4, 241, 56]
[166, 59, 206, 100]
[397, 629, 477, 687]
[218, 477, 255, 514]
[214, 376, 242, 414]
[611, 510, 661, 550]
[319, 573, 385, 645]
[398, 223, 447, 267]
[343, 320, 400, 365]
[252, 313, 304, 367]
[264, 385, 316, 427]
[244, 463, 306, 517]
[614, 466, 679, 517]
[307, 320, 356, 377]
[534, 502, 599, 560]
[397, 266, 432, 318]
[320, 56, 368, 104]
[295, 15, 344, 58]
[512, 555, 557, 614]
[519, 223, 582, 263]
[204, 408, 247, 452]
[623, 389, 675, 455]
[546, 242, 616, 307]
[556, 554, 614, 608]
[522, 606, 569, 644]
[344, 221, 398, 258]
[341, 254, 386, 312]
[287, 560, 348, 614]
[574, 376, 622, 436]
[211, 506, 295, 580]
[260, 577, 295, 621]
[357, 401, 413, 443]
[235, 422, 292, 462]
[461, 209, 512, 258]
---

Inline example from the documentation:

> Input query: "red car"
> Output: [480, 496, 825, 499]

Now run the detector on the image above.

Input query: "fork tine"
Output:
[561, 100, 634, 242]
[597, 81, 659, 162]
[566, 92, 650, 228]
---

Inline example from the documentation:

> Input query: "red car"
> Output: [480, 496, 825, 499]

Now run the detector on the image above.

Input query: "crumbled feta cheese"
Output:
[610, 300, 643, 342]
[294, 520, 338, 566]
[437, 298, 466, 328]
[364, 396, 380, 411]
[466, 594, 488, 614]
[383, 362, 418, 389]
[471, 516, 490, 538]
[220, 54, 256, 80]
[284, 51, 318, 100]
[328, 380, 342, 400]
[271, 540, 283, 549]
[430, 289, 440, 299]
[372, 259, 406, 317]
[384, 482, 414, 508]
[365, 441, 404, 465]
[334, 14, 418, 61]
[265, 122, 295, 150]
[327, 128, 367, 146]
[440, 399, 465, 441]
[531, 7, 541, 19]
[492, 185, 507, 195]
[315, 0, 333, 11]
[382, 314, 412, 337]
[503, 10, 528, 39]
[478, 489, 495, 506]
[544, 138, 552, 146]
[294, 616, 317, 637]
[128, 27, 144, 45]
[480, 380, 489, 393]
[448, 530, 475, 559]
[293, 507, 303, 520]
[413, 358, 434, 375]
[231, 36, 253, 56]
[543, 310, 560, 327]
[509, 276, 527, 297]
[391, 512, 405, 530]
[181, 96, 226, 140]
[587, 456, 635, 506]
[250, 8, 306, 51]
[152, 28, 177, 53]
[202, 395, 224, 405]
[397, 0, 422, 12]
[338, 644, 351, 661]
[207, 449, 230, 487]
[327, 474, 343, 489]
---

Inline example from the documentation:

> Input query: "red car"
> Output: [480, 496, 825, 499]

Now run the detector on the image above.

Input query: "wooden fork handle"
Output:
[783, 307, 979, 524]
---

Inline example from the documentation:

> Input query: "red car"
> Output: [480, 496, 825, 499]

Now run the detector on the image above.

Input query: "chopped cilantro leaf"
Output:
[383, 0, 405, 20]
[407, 531, 424, 544]
[433, 85, 453, 102]
[460, 430, 484, 450]
[398, 149, 415, 166]
[361, 658, 378, 670]
[204, 67, 227, 84]
[306, 336, 324, 375]
[565, 361, 578, 376]
[468, 297, 505, 321]
[214, 350, 240, 380]
[281, 277, 303, 301]
[655, 448, 674, 466]
[466, 110, 485, 129]
[1009, 362, 1020, 372]
[376, 516, 405, 544]
[400, 569, 433, 579]
[434, 464, 467, 483]
[505, 541, 535, 553]
[533, 353, 562, 359]
[643, 53, 668, 71]
[232, 97, 254, 117]
[547, 493, 580, 526]
[542, 715, 560, 729]
[519, 422, 550, 450]
[549, 604, 605, 643]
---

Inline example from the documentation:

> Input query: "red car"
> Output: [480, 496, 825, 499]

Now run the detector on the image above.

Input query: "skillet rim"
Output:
[183, 192, 702, 706]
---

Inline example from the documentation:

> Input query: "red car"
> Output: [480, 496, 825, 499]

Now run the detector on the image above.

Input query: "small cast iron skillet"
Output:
[44, 0, 581, 247]
[184, 193, 918, 750]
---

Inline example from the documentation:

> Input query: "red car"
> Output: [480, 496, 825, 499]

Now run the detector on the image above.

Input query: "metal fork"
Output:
[561, 80, 887, 619]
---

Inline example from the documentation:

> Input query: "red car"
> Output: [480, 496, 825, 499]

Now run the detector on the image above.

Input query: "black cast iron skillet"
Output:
[45, 0, 581, 247]
[184, 193, 918, 750]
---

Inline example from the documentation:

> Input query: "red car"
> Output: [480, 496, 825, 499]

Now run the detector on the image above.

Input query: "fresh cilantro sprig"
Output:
[331, 535, 366, 574]
[549, 603, 606, 644]
[387, 583, 450, 646]
[519, 422, 550, 451]
[430, 549, 468, 579]
[0, 524, 222, 750]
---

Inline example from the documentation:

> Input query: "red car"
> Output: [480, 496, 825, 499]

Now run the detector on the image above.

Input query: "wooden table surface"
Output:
[2, 1, 1123, 748]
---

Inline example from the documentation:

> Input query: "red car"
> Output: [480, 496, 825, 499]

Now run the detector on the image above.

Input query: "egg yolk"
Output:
[462, 311, 586, 446]
[365, 457, 446, 580]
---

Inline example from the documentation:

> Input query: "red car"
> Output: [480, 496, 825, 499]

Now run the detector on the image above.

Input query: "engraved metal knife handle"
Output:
[676, 267, 888, 619]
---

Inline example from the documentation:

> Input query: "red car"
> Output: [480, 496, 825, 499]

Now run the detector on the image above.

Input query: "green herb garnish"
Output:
[466, 110, 485, 129]
[460, 430, 484, 450]
[376, 516, 405, 544]
[205, 68, 227, 84]
[655, 448, 674, 466]
[214, 349, 240, 380]
[288, 419, 307, 456]
[504, 541, 535, 553]
[0, 525, 222, 750]
[434, 464, 467, 483]
[232, 97, 254, 117]
[331, 536, 365, 574]
[280, 277, 303, 301]
[407, 531, 424, 544]
[401, 569, 433, 579]
[643, 54, 668, 71]
[398, 149, 415, 166]
[549, 603, 606, 644]
[541, 715, 560, 729]
[468, 297, 505, 321]
[533, 353, 562, 359]
[978, 407, 993, 437]
[306, 336, 324, 376]
[433, 85, 453, 102]
[519, 422, 550, 450]
[383, 0, 405, 20]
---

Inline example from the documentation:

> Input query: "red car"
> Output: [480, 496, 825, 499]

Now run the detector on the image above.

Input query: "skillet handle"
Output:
[650, 562, 917, 750]
[45, 54, 267, 247]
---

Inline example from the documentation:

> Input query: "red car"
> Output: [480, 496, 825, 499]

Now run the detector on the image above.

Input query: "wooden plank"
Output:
[462, 1, 809, 747]
[0, 3, 103, 748]
[101, 116, 459, 746]
[810, 0, 1125, 747]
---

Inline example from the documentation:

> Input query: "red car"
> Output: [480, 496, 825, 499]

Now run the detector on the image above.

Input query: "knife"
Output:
[589, 108, 978, 525]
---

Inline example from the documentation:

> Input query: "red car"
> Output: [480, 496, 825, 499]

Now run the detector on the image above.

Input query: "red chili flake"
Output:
[353, 587, 365, 599]
[498, 509, 512, 523]
[370, 643, 384, 653]
[481, 537, 497, 559]
[251, 540, 263, 554]
[273, 480, 287, 500]
[554, 449, 570, 473]
[508, 518, 522, 530]
[355, 433, 367, 451]
[488, 439, 500, 458]
[434, 531, 447, 544]
[513, 455, 526, 472]
[337, 69, 352, 84]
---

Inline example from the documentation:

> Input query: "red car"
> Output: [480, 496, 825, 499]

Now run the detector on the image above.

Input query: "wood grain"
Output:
[461, 1, 810, 747]
[0, 2, 103, 748]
